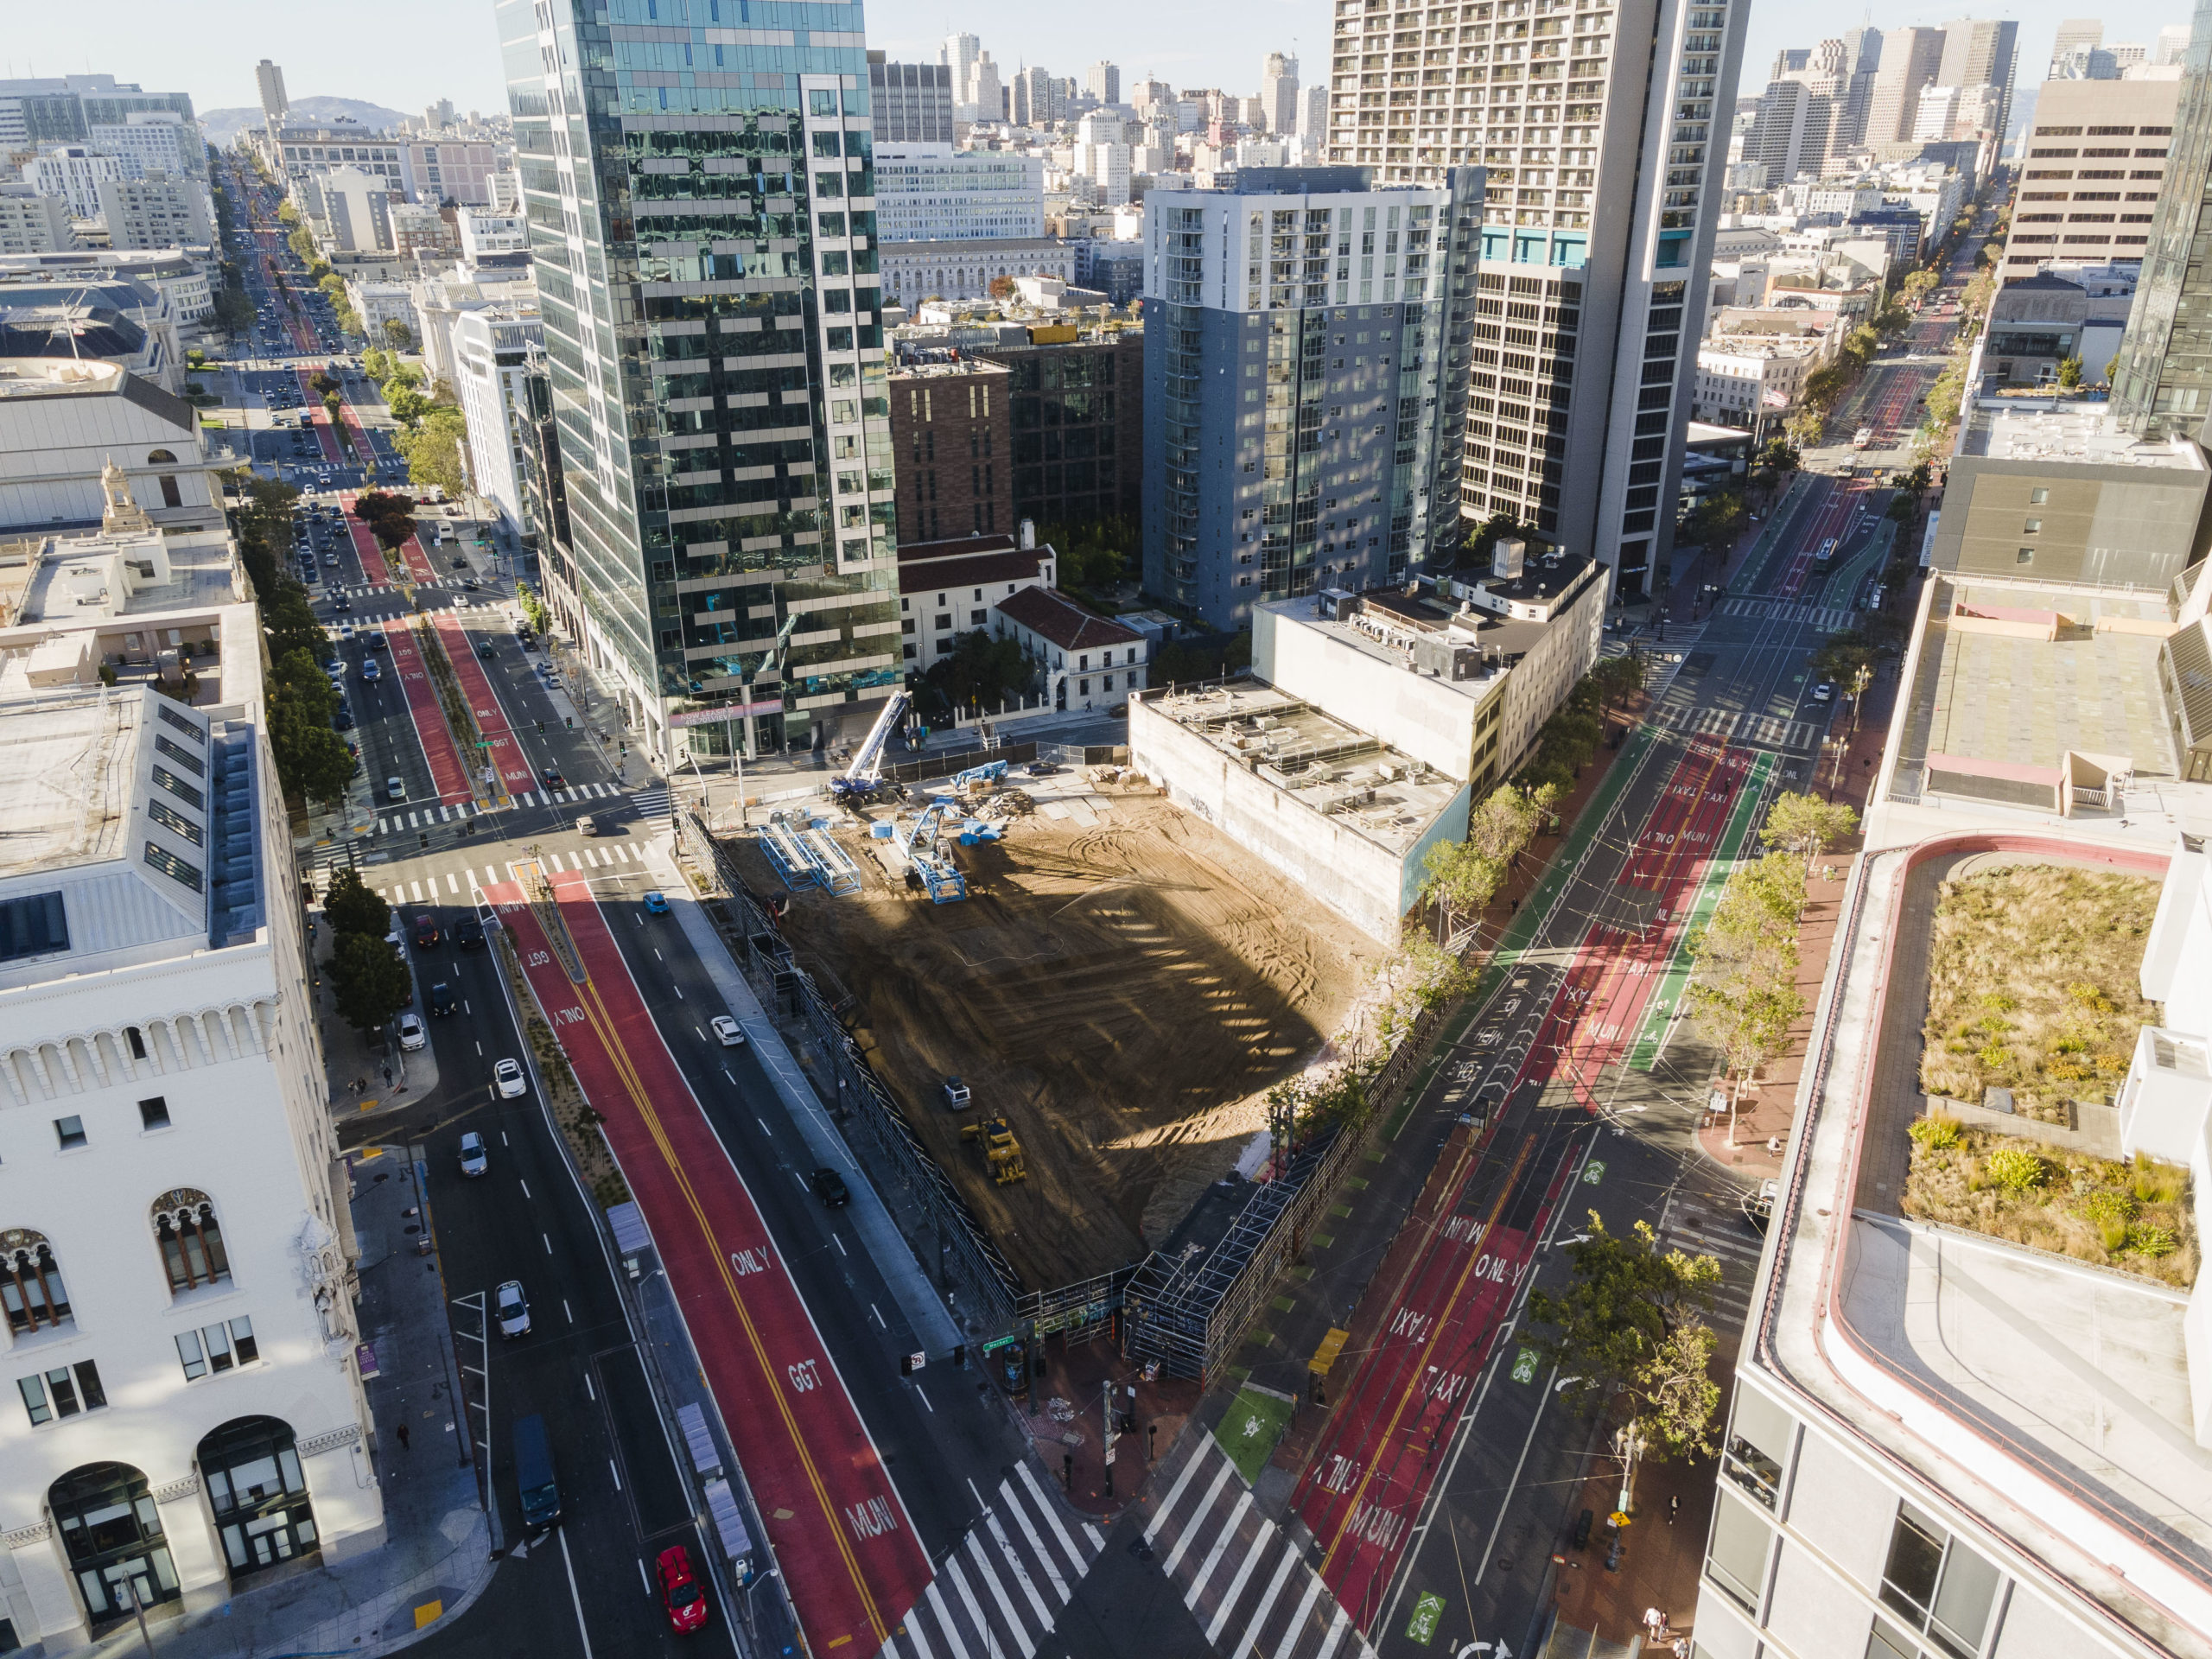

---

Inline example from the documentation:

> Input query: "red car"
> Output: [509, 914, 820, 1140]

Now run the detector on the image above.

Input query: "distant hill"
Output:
[199, 97, 414, 149]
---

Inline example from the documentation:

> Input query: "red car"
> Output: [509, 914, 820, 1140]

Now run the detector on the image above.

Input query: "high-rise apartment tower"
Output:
[1324, 0, 1747, 596]
[495, 0, 900, 765]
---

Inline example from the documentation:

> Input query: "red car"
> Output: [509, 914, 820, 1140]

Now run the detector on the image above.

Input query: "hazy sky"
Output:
[2, 0, 2194, 123]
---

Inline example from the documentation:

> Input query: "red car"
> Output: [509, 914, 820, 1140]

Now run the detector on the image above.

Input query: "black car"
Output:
[454, 916, 486, 950]
[539, 765, 563, 787]
[809, 1167, 850, 1208]
[333, 703, 355, 731]
[429, 982, 457, 1016]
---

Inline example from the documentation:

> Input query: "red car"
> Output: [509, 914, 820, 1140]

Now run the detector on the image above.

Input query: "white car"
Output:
[495, 1279, 531, 1338]
[493, 1058, 526, 1099]
[710, 1015, 747, 1048]
[1812, 682, 1836, 702]
[397, 1012, 426, 1052]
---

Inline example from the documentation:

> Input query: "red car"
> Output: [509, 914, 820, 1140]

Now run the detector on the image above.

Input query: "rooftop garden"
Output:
[1904, 1118, 2196, 1289]
[1920, 865, 2160, 1124]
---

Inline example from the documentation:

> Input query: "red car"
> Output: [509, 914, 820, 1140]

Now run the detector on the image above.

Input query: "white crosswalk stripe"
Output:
[1718, 596, 1854, 631]
[631, 785, 671, 817]
[1644, 704, 1819, 751]
[877, 1466, 1108, 1659]
[1137, 1433, 1377, 1659]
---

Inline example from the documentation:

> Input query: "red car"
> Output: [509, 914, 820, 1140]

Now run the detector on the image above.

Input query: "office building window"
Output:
[1879, 1503, 2000, 1659]
[1704, 1491, 1774, 1612]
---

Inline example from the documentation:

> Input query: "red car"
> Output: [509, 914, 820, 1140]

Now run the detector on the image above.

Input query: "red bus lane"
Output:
[384, 622, 474, 804]
[430, 611, 532, 798]
[296, 370, 345, 463]
[1292, 743, 1746, 1622]
[493, 873, 931, 1653]
[1775, 475, 1868, 601]
[339, 494, 397, 586]
[394, 529, 438, 585]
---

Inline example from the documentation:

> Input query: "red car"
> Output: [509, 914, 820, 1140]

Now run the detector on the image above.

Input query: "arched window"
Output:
[199, 1416, 317, 1578]
[1, 1228, 71, 1333]
[151, 1190, 229, 1293]
[49, 1462, 179, 1624]
[146, 448, 177, 464]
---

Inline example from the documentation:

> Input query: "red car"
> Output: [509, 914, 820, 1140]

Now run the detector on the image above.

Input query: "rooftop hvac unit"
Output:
[1493, 536, 1526, 580]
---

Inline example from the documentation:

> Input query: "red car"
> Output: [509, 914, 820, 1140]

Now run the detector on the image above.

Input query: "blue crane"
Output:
[899, 797, 968, 903]
[829, 690, 912, 805]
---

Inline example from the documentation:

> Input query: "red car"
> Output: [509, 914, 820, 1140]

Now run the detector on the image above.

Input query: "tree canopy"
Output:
[329, 931, 413, 1034]
[1523, 1213, 1725, 1459]
[1760, 791, 1859, 860]
[323, 868, 390, 940]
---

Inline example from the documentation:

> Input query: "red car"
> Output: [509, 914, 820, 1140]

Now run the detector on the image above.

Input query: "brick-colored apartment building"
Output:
[887, 355, 1014, 543]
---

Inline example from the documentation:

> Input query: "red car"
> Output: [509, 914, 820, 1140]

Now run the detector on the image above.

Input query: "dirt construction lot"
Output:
[745, 788, 1379, 1291]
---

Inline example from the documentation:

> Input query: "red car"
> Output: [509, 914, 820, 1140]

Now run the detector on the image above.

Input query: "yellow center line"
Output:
[1319, 1132, 1535, 1577]
[521, 887, 891, 1646]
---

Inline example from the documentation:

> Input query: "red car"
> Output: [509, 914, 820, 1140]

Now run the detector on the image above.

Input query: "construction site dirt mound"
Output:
[742, 789, 1381, 1292]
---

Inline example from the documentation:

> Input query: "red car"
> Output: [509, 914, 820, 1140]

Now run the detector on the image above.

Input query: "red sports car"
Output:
[657, 1545, 710, 1634]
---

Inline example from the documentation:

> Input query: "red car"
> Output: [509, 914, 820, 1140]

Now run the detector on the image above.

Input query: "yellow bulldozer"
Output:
[960, 1116, 1028, 1185]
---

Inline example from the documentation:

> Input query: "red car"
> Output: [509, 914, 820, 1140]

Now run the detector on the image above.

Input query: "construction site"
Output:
[730, 702, 1381, 1300]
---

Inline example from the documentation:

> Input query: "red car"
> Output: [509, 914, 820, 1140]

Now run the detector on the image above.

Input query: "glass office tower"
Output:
[2113, 0, 2212, 444]
[498, 0, 900, 764]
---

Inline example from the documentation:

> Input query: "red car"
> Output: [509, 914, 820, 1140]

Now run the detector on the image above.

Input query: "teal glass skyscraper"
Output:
[498, 0, 899, 763]
[2114, 0, 2212, 442]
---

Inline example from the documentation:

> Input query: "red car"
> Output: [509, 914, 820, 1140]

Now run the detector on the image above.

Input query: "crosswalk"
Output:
[1647, 703, 1821, 751]
[1717, 597, 1855, 632]
[877, 1465, 1108, 1659]
[1139, 1433, 1375, 1659]
[630, 785, 671, 818]
[1657, 1197, 1769, 1328]
[369, 779, 628, 835]
[358, 840, 655, 908]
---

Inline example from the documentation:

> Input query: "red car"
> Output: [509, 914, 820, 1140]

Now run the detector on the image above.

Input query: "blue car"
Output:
[642, 891, 670, 915]
[361, 658, 382, 683]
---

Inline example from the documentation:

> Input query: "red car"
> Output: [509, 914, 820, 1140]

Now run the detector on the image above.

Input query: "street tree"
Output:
[1465, 785, 1545, 869]
[1636, 1323, 1722, 1460]
[1524, 1213, 1723, 1459]
[382, 318, 415, 352]
[323, 868, 390, 940]
[328, 932, 413, 1034]
[1760, 791, 1859, 859]
[1420, 836, 1505, 943]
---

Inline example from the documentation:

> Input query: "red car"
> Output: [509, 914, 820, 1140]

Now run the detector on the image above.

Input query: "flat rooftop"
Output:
[1891, 575, 2178, 798]
[1957, 398, 2203, 469]
[1760, 839, 2212, 1651]
[1145, 680, 1465, 857]
[0, 686, 141, 877]
[13, 527, 240, 624]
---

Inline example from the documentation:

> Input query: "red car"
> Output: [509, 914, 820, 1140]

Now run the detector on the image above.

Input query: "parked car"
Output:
[397, 1011, 426, 1051]
[710, 1015, 746, 1047]
[458, 1131, 489, 1178]
[1812, 682, 1835, 702]
[494, 1058, 526, 1099]
[495, 1280, 531, 1338]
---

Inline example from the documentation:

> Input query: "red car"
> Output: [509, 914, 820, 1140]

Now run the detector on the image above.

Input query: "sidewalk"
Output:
[309, 910, 440, 1119]
[88, 1147, 494, 1659]
[1693, 644, 1902, 1183]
